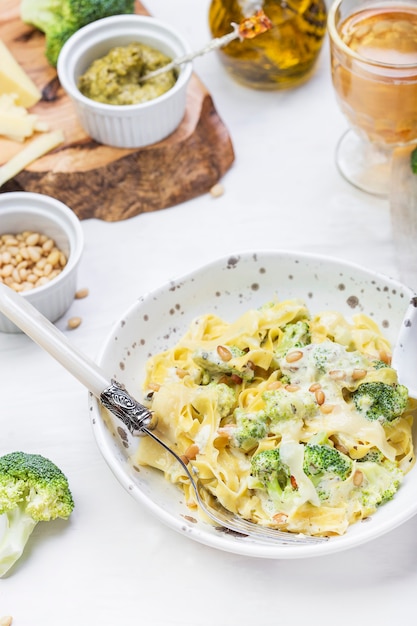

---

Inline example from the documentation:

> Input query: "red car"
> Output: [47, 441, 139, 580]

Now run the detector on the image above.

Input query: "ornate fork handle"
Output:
[100, 380, 155, 434]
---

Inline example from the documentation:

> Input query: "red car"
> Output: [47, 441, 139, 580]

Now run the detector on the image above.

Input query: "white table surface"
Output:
[2, 2, 417, 624]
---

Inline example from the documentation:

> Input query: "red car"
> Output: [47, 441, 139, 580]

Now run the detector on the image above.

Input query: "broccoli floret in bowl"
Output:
[352, 381, 408, 424]
[249, 448, 296, 504]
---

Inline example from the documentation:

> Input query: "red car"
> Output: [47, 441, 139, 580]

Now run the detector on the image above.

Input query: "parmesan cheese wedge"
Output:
[0, 111, 36, 141]
[0, 93, 49, 141]
[0, 130, 64, 187]
[0, 38, 41, 108]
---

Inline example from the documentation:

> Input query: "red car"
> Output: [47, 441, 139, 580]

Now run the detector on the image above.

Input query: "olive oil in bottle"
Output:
[208, 0, 327, 89]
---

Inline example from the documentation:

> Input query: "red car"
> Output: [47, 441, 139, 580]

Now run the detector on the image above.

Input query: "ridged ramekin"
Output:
[57, 14, 193, 148]
[0, 192, 84, 333]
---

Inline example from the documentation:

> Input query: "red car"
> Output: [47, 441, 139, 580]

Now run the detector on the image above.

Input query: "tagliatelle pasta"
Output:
[133, 299, 415, 537]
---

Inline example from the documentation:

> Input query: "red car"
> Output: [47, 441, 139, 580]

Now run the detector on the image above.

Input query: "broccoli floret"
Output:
[250, 448, 295, 502]
[231, 409, 267, 451]
[0, 452, 74, 577]
[20, 0, 136, 66]
[192, 345, 254, 382]
[372, 359, 390, 370]
[356, 458, 403, 511]
[206, 382, 236, 418]
[352, 381, 408, 423]
[357, 449, 385, 463]
[303, 442, 353, 500]
[263, 387, 317, 422]
[303, 443, 353, 480]
[275, 320, 311, 358]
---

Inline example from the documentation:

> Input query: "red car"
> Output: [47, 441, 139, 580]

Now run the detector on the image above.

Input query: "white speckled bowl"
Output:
[57, 14, 193, 148]
[89, 250, 417, 558]
[0, 192, 84, 333]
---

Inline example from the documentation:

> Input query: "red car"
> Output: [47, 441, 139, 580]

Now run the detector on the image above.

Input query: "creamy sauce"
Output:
[78, 42, 177, 105]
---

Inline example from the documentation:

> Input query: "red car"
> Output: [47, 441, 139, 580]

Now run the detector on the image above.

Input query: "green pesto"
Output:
[78, 42, 177, 105]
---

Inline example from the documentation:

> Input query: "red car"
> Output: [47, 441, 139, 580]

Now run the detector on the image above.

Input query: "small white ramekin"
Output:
[0, 192, 84, 333]
[57, 14, 193, 148]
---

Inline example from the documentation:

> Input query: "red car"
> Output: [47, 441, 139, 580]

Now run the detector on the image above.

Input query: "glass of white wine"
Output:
[328, 0, 417, 196]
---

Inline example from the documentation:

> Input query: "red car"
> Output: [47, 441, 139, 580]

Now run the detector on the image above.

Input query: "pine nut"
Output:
[267, 380, 282, 390]
[329, 370, 345, 380]
[379, 349, 391, 365]
[0, 230, 67, 293]
[273, 512, 288, 525]
[320, 404, 335, 414]
[47, 249, 60, 266]
[315, 389, 325, 405]
[1, 264, 13, 278]
[36, 276, 50, 287]
[184, 444, 199, 460]
[43, 262, 53, 276]
[309, 382, 321, 392]
[217, 345, 232, 361]
[353, 470, 363, 486]
[67, 316, 82, 330]
[285, 384, 300, 392]
[286, 350, 303, 363]
[42, 238, 54, 252]
[75, 287, 89, 299]
[335, 443, 349, 455]
[210, 183, 225, 198]
[352, 369, 367, 380]
[26, 232, 40, 246]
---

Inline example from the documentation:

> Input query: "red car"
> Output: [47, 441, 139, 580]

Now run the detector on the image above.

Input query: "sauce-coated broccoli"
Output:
[0, 451, 74, 577]
[303, 443, 353, 481]
[303, 442, 353, 501]
[263, 387, 317, 422]
[352, 381, 408, 423]
[356, 458, 403, 511]
[250, 448, 295, 502]
[192, 345, 255, 382]
[20, 0, 136, 66]
[275, 320, 311, 358]
[232, 409, 268, 451]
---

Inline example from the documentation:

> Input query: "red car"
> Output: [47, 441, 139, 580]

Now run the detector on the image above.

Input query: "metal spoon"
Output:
[139, 10, 272, 83]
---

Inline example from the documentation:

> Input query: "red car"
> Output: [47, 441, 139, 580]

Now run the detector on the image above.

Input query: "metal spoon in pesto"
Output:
[140, 9, 272, 83]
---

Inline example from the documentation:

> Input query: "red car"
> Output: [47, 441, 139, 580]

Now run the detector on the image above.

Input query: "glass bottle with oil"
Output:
[208, 0, 327, 89]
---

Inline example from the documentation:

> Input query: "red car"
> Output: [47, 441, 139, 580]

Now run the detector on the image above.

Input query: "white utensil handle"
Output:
[0, 283, 109, 397]
[0, 283, 154, 434]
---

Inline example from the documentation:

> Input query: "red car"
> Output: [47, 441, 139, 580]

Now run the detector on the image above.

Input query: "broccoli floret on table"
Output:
[249, 448, 295, 502]
[352, 381, 408, 424]
[275, 320, 311, 358]
[0, 451, 74, 577]
[20, 0, 136, 66]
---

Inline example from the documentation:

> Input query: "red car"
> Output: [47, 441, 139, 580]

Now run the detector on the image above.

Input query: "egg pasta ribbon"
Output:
[133, 299, 415, 536]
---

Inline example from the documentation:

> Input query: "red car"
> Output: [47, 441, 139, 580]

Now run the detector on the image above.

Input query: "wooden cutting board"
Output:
[0, 0, 235, 221]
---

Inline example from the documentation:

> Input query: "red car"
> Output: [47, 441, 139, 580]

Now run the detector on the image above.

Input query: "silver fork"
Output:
[100, 380, 327, 545]
[0, 283, 327, 546]
[140, 423, 327, 545]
